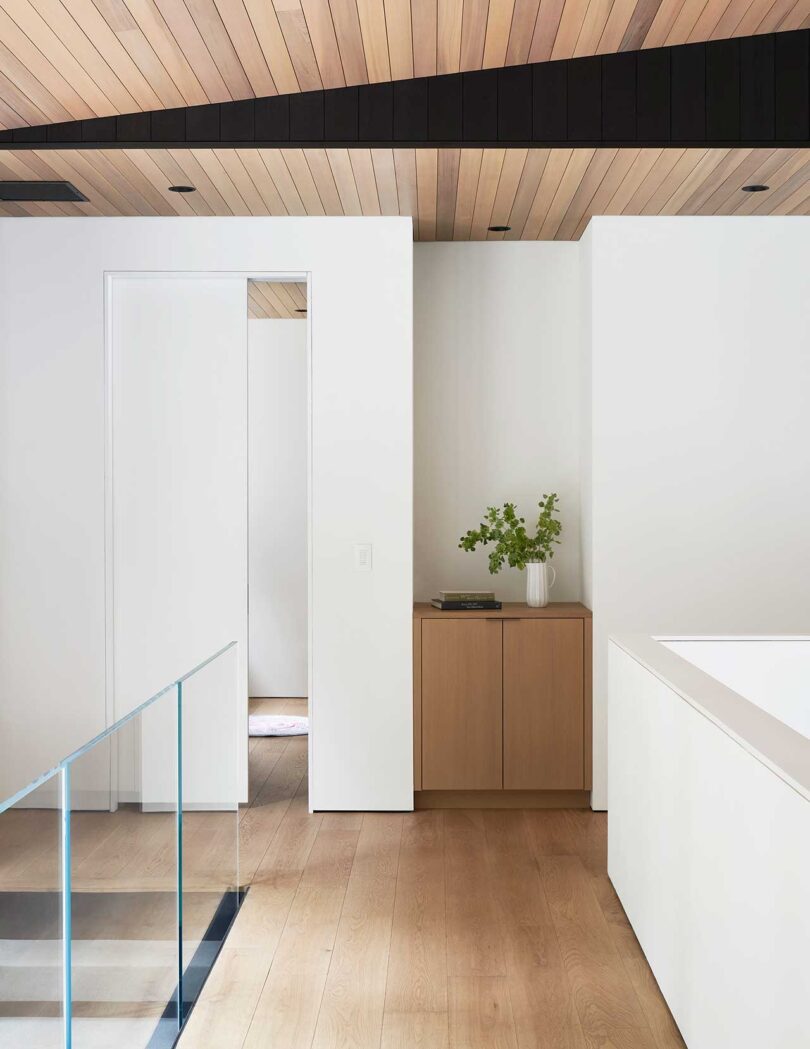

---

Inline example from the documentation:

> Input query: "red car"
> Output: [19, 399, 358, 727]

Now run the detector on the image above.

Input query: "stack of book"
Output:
[430, 590, 502, 610]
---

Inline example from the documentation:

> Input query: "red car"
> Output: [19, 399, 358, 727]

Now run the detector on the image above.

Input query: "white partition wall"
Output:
[582, 217, 810, 809]
[0, 218, 413, 811]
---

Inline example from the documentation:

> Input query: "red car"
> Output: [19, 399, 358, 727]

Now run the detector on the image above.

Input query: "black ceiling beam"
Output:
[1, 30, 807, 150]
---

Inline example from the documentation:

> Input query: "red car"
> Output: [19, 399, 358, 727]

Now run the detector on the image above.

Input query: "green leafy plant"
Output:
[459, 493, 562, 573]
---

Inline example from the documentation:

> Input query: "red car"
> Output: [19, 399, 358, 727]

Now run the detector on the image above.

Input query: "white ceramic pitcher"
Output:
[525, 561, 556, 608]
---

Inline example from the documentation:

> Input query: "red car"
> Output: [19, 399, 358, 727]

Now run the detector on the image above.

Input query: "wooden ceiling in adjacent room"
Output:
[249, 280, 308, 317]
[0, 0, 806, 132]
[0, 145, 807, 233]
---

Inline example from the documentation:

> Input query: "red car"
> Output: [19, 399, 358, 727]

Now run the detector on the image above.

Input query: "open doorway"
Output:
[246, 280, 310, 780]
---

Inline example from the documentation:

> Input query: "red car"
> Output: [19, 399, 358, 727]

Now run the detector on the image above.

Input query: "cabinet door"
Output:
[503, 619, 584, 789]
[421, 619, 503, 790]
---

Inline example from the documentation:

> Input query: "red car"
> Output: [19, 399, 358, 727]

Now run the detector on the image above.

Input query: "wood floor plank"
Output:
[444, 810, 507, 978]
[448, 975, 519, 1049]
[384, 811, 448, 1013]
[484, 811, 587, 1049]
[539, 854, 651, 1042]
[242, 826, 360, 1048]
[609, 925, 687, 1049]
[177, 946, 273, 1049]
[310, 816, 402, 1048]
[381, 1011, 450, 1048]
[239, 736, 308, 881]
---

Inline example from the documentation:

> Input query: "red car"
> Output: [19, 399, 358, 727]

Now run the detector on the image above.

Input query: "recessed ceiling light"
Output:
[488, 224, 511, 232]
[168, 185, 196, 193]
[295, 308, 307, 313]
[741, 184, 769, 193]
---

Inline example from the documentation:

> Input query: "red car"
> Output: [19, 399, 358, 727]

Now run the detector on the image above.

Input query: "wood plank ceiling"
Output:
[0, 0, 807, 133]
[249, 279, 307, 317]
[0, 145, 807, 234]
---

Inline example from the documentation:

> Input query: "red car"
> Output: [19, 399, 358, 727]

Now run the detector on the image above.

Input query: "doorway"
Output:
[246, 279, 310, 775]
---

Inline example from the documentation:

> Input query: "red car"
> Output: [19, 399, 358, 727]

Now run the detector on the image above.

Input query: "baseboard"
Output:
[414, 789, 591, 810]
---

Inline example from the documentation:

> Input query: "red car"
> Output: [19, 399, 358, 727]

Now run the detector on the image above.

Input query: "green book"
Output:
[438, 590, 495, 602]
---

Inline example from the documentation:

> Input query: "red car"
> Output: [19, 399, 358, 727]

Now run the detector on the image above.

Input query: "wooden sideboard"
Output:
[413, 602, 593, 808]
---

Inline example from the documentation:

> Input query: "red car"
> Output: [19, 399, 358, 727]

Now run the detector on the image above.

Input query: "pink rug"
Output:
[249, 714, 308, 737]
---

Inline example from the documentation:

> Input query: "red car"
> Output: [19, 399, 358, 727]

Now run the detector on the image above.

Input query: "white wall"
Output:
[585, 216, 810, 809]
[0, 218, 413, 812]
[248, 318, 308, 698]
[414, 243, 582, 603]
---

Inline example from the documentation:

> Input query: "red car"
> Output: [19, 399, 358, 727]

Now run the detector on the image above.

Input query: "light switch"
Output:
[354, 543, 372, 571]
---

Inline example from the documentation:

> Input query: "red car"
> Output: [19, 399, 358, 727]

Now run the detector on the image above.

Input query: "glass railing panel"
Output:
[179, 645, 240, 1024]
[69, 691, 179, 1049]
[0, 770, 65, 1049]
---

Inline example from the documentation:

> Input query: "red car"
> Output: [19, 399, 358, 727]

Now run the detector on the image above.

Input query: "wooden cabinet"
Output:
[421, 619, 502, 789]
[503, 618, 583, 789]
[414, 603, 592, 802]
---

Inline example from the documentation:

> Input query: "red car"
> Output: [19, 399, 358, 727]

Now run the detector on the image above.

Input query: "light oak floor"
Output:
[178, 697, 686, 1049]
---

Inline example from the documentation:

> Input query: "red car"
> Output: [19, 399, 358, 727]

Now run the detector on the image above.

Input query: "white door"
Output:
[110, 276, 248, 802]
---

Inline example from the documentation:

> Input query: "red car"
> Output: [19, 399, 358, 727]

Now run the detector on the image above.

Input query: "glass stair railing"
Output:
[0, 642, 243, 1049]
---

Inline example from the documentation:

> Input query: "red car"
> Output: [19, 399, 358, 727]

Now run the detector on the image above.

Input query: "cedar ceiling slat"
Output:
[539, 146, 595, 237]
[574, 0, 615, 56]
[240, 147, 289, 212]
[371, 147, 400, 212]
[506, 0, 541, 64]
[330, 0, 370, 85]
[452, 144, 482, 237]
[503, 146, 549, 236]
[437, 0, 463, 74]
[281, 146, 327, 213]
[521, 147, 572, 236]
[459, 0, 490, 70]
[183, 0, 253, 98]
[483, 0, 516, 69]
[0, 146, 806, 229]
[469, 146, 505, 238]
[556, 147, 619, 238]
[415, 144, 438, 238]
[243, 0, 301, 94]
[211, 0, 277, 97]
[572, 145, 642, 234]
[530, 0, 567, 61]
[356, 0, 391, 82]
[349, 146, 382, 212]
[392, 144, 417, 234]
[273, 0, 324, 92]
[608, 145, 665, 211]
[262, 148, 308, 212]
[152, 0, 230, 101]
[486, 146, 528, 238]
[411, 0, 438, 77]
[436, 145, 460, 237]
[327, 145, 364, 211]
[382, 0, 413, 79]
[305, 146, 345, 211]
[302, 0, 348, 87]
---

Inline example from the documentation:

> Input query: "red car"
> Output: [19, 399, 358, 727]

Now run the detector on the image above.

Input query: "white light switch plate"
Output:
[354, 543, 372, 571]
